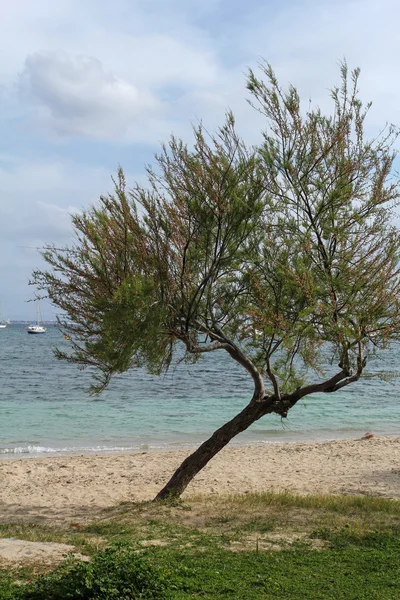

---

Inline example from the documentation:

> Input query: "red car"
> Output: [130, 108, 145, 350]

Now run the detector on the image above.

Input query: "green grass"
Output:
[157, 537, 400, 599]
[1, 492, 399, 599]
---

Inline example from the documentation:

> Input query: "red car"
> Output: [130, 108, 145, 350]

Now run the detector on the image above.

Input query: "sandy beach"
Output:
[0, 436, 399, 523]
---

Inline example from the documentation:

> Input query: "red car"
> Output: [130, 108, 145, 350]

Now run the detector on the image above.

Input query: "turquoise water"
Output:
[0, 325, 399, 457]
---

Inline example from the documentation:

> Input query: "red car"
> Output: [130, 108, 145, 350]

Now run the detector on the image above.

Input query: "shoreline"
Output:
[0, 436, 399, 523]
[1, 428, 398, 461]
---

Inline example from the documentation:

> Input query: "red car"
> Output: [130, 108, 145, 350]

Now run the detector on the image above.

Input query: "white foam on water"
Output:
[0, 444, 142, 456]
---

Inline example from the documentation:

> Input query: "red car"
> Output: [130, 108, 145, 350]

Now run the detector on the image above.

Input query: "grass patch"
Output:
[0, 523, 67, 544]
[1, 492, 399, 598]
[191, 490, 400, 519]
[0, 544, 167, 599]
[1, 535, 399, 599]
[156, 537, 400, 599]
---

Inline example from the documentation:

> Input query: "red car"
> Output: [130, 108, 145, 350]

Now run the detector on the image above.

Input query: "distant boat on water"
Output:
[27, 299, 46, 334]
[0, 303, 7, 328]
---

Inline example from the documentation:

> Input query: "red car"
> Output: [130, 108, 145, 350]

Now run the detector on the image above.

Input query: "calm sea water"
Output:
[0, 325, 399, 458]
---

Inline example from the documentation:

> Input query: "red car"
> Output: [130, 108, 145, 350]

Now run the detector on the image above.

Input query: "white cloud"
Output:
[0, 158, 144, 318]
[19, 51, 161, 139]
[0, 160, 108, 245]
[0, 0, 225, 143]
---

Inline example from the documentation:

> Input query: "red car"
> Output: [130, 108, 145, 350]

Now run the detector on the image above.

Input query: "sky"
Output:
[1, 0, 400, 320]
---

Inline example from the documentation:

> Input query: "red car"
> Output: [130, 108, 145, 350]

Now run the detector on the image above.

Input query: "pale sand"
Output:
[0, 437, 399, 523]
[0, 539, 88, 566]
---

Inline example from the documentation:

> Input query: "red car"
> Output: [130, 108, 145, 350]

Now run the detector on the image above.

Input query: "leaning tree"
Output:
[33, 63, 400, 499]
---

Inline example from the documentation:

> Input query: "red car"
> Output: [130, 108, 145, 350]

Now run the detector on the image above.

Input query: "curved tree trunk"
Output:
[155, 398, 273, 500]
[154, 367, 349, 500]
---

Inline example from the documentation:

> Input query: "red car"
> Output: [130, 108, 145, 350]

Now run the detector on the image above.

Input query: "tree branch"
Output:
[265, 357, 281, 400]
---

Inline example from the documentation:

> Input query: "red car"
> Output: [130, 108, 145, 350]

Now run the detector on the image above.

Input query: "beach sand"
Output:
[0, 436, 399, 523]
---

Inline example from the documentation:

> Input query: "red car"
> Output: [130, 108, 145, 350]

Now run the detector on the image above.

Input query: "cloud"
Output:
[19, 51, 161, 139]
[0, 158, 138, 318]
[0, 160, 107, 243]
[2, 0, 400, 319]
[234, 0, 400, 132]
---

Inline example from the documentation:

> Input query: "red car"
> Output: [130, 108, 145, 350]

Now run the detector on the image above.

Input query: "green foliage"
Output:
[2, 534, 399, 600]
[33, 62, 400, 401]
[0, 571, 17, 600]
[163, 536, 400, 599]
[162, 538, 400, 599]
[246, 61, 400, 388]
[5, 544, 167, 600]
[312, 527, 400, 550]
[2, 494, 400, 599]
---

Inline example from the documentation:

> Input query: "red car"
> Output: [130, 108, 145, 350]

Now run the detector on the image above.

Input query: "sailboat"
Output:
[0, 303, 7, 329]
[27, 299, 46, 334]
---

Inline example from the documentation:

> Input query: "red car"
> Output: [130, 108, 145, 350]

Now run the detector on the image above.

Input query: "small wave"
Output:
[0, 440, 204, 457]
[0, 445, 59, 454]
[0, 444, 144, 456]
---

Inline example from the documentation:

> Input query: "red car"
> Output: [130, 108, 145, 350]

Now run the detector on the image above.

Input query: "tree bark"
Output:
[154, 368, 349, 500]
[155, 398, 273, 500]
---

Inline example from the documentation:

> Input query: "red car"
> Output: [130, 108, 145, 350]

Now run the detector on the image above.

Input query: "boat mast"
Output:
[36, 299, 42, 325]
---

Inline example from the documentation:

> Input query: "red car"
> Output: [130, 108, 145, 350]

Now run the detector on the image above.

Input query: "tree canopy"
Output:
[33, 62, 400, 498]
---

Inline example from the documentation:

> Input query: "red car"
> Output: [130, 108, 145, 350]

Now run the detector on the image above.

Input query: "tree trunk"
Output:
[154, 368, 349, 500]
[155, 398, 272, 500]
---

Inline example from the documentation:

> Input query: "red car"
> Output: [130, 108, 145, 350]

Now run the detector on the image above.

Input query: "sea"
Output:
[0, 324, 399, 458]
